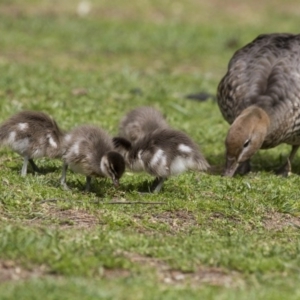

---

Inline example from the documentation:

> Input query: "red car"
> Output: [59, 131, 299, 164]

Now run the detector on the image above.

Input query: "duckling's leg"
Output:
[29, 159, 41, 173]
[21, 156, 29, 177]
[85, 176, 92, 192]
[151, 177, 166, 193]
[60, 162, 70, 190]
[276, 145, 299, 177]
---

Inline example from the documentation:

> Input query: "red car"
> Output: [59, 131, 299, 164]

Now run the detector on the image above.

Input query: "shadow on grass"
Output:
[10, 164, 60, 176]
[48, 177, 113, 197]
[119, 179, 156, 193]
[207, 149, 300, 176]
[251, 151, 300, 175]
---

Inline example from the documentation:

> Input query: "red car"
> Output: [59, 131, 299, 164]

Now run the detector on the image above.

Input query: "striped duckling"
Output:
[0, 110, 64, 176]
[217, 33, 300, 177]
[119, 106, 169, 145]
[60, 125, 125, 191]
[113, 128, 209, 193]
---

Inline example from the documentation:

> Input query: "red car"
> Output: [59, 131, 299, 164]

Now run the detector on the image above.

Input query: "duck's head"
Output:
[100, 151, 126, 186]
[224, 106, 270, 177]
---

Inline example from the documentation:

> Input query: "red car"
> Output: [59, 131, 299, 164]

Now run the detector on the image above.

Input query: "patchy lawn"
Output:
[1, 0, 300, 299]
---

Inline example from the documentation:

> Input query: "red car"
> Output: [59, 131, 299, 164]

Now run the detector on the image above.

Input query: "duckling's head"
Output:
[224, 106, 270, 177]
[100, 151, 126, 186]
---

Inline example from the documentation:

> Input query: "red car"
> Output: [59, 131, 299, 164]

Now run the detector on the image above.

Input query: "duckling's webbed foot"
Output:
[29, 159, 41, 173]
[151, 177, 166, 193]
[236, 160, 251, 175]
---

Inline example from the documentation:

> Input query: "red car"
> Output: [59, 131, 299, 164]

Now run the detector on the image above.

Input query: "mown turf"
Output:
[1, 1, 300, 299]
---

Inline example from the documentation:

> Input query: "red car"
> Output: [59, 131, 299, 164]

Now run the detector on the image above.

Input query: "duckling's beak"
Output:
[112, 178, 119, 187]
[223, 158, 239, 177]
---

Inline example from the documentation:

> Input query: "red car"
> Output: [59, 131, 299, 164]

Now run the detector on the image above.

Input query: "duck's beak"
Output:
[223, 157, 239, 177]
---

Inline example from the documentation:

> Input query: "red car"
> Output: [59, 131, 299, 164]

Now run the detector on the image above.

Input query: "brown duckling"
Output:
[61, 125, 125, 191]
[113, 128, 209, 193]
[217, 33, 300, 176]
[119, 106, 169, 145]
[0, 110, 64, 176]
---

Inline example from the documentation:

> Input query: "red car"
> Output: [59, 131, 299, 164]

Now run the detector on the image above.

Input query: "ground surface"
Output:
[1, 1, 300, 299]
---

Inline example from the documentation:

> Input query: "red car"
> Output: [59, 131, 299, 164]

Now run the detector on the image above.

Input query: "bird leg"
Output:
[21, 156, 29, 177]
[276, 145, 299, 177]
[85, 176, 92, 192]
[235, 159, 251, 175]
[60, 162, 70, 190]
[151, 177, 166, 193]
[29, 159, 41, 173]
[138, 177, 166, 194]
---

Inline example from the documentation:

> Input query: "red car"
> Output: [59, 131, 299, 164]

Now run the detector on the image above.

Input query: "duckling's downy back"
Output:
[0, 110, 64, 159]
[62, 125, 114, 176]
[61, 125, 125, 190]
[116, 128, 209, 177]
[119, 106, 169, 144]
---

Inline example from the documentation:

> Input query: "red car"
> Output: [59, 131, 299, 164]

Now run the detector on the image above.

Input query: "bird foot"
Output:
[29, 159, 42, 174]
[60, 179, 70, 191]
[137, 178, 165, 194]
[275, 159, 291, 177]
[150, 177, 165, 193]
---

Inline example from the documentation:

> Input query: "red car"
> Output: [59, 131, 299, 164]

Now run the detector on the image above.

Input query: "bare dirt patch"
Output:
[209, 212, 242, 223]
[28, 205, 99, 228]
[263, 212, 300, 231]
[0, 260, 48, 282]
[160, 267, 243, 288]
[103, 268, 131, 279]
[133, 210, 198, 233]
[120, 251, 244, 288]
[151, 210, 198, 230]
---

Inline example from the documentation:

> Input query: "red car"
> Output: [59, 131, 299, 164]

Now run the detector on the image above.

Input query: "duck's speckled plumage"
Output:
[217, 33, 300, 176]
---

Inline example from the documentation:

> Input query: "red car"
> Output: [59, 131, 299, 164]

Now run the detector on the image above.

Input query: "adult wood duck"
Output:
[217, 33, 300, 176]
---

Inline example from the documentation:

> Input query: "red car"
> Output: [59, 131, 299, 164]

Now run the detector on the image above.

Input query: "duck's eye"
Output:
[243, 139, 250, 148]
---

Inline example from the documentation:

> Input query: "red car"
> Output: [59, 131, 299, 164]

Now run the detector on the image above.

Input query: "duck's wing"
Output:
[217, 34, 300, 124]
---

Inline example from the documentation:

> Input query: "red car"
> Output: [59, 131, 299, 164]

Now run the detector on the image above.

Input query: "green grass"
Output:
[1, 0, 300, 299]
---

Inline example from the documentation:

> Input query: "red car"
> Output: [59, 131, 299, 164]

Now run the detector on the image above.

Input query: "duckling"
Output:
[60, 125, 125, 191]
[113, 128, 209, 193]
[0, 110, 64, 176]
[119, 106, 169, 144]
[217, 33, 300, 177]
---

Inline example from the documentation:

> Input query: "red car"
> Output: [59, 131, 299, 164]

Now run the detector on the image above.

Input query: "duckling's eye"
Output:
[243, 139, 250, 148]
